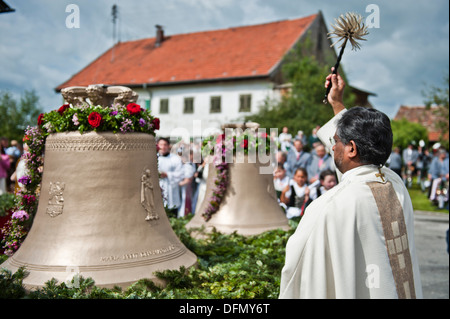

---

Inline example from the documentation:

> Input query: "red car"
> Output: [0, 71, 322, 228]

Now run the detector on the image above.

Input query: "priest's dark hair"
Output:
[336, 107, 393, 167]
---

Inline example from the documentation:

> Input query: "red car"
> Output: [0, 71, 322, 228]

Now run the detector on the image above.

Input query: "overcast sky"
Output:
[0, 0, 448, 118]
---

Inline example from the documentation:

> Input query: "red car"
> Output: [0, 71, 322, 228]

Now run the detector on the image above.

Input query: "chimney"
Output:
[155, 25, 164, 47]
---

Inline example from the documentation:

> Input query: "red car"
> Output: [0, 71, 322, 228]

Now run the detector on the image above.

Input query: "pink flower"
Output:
[72, 113, 80, 126]
[12, 210, 29, 221]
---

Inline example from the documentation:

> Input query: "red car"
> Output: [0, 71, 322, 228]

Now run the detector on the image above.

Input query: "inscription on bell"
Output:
[100, 244, 176, 262]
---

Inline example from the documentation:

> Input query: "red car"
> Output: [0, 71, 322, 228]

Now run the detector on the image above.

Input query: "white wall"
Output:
[134, 79, 281, 138]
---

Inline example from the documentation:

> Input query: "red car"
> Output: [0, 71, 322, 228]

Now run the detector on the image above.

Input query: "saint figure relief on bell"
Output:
[141, 168, 159, 221]
[47, 182, 65, 218]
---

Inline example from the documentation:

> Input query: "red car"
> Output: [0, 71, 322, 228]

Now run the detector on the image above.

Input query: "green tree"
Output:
[391, 119, 428, 150]
[422, 75, 449, 149]
[245, 34, 356, 144]
[0, 90, 43, 142]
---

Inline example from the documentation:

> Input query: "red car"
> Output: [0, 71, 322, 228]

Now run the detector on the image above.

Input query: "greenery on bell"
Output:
[0, 264, 27, 299]
[40, 103, 158, 136]
[0, 193, 16, 217]
[0, 216, 300, 299]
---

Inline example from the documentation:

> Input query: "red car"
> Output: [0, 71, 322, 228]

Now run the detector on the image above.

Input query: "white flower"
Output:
[72, 113, 80, 126]
[43, 122, 54, 133]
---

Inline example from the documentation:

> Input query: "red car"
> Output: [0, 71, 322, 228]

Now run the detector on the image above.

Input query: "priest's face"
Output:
[332, 133, 345, 172]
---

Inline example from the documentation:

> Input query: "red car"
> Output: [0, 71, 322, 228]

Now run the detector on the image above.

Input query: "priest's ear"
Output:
[346, 140, 359, 159]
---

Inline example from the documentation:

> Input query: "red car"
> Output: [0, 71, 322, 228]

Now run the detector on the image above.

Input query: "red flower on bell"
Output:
[37, 113, 45, 126]
[88, 111, 102, 128]
[58, 104, 70, 115]
[152, 118, 160, 130]
[126, 103, 141, 115]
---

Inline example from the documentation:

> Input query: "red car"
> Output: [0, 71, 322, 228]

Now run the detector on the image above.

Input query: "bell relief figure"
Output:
[141, 168, 159, 221]
[46, 182, 65, 218]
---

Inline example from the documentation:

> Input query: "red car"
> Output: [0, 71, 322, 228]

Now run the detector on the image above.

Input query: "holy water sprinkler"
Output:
[323, 12, 369, 104]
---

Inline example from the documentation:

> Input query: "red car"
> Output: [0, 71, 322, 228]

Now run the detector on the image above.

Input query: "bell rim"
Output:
[4, 244, 194, 272]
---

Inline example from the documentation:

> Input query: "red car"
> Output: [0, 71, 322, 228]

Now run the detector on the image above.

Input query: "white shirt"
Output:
[274, 175, 290, 192]
[158, 153, 184, 209]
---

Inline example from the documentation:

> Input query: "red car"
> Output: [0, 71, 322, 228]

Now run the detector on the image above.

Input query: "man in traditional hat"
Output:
[279, 71, 422, 299]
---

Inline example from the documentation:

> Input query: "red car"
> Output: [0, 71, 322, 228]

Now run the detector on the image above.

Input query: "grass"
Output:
[408, 177, 448, 213]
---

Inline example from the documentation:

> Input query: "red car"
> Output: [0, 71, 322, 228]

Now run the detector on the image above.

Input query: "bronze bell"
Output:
[1, 131, 197, 289]
[186, 124, 290, 236]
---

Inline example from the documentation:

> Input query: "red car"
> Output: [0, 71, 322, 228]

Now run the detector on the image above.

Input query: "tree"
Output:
[245, 34, 356, 146]
[390, 119, 428, 150]
[422, 75, 449, 149]
[0, 90, 43, 142]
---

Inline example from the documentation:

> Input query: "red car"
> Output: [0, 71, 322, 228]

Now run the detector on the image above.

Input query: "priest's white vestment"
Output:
[279, 110, 423, 299]
[158, 153, 184, 209]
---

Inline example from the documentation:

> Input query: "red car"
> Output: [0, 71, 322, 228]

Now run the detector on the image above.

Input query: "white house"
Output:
[133, 79, 280, 137]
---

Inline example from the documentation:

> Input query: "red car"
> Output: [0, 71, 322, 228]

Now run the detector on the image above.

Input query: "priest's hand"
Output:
[325, 68, 346, 115]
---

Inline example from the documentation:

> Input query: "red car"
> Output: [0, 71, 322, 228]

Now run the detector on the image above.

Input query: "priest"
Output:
[157, 138, 184, 215]
[279, 71, 423, 299]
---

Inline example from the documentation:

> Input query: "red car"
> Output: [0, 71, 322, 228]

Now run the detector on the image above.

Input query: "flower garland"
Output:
[200, 131, 271, 221]
[201, 133, 229, 221]
[1, 126, 44, 256]
[1, 102, 160, 256]
[38, 102, 160, 136]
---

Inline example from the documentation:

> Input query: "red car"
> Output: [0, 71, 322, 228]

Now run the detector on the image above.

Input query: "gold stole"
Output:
[367, 181, 416, 299]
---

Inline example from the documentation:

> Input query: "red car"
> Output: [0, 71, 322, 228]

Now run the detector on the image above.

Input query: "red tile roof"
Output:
[394, 105, 448, 141]
[56, 14, 318, 91]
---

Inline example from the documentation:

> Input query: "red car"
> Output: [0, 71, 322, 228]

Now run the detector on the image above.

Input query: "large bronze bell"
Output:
[186, 125, 290, 236]
[1, 87, 197, 290]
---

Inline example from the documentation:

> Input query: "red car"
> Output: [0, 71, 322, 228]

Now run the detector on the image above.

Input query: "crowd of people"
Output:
[155, 126, 340, 220]
[155, 125, 449, 220]
[2, 127, 448, 217]
[1, 136, 26, 196]
[156, 137, 203, 218]
[386, 141, 449, 209]
[272, 126, 337, 219]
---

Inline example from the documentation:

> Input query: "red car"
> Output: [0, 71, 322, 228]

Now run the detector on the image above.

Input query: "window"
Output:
[210, 96, 221, 113]
[239, 94, 251, 112]
[184, 97, 194, 114]
[159, 98, 169, 114]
